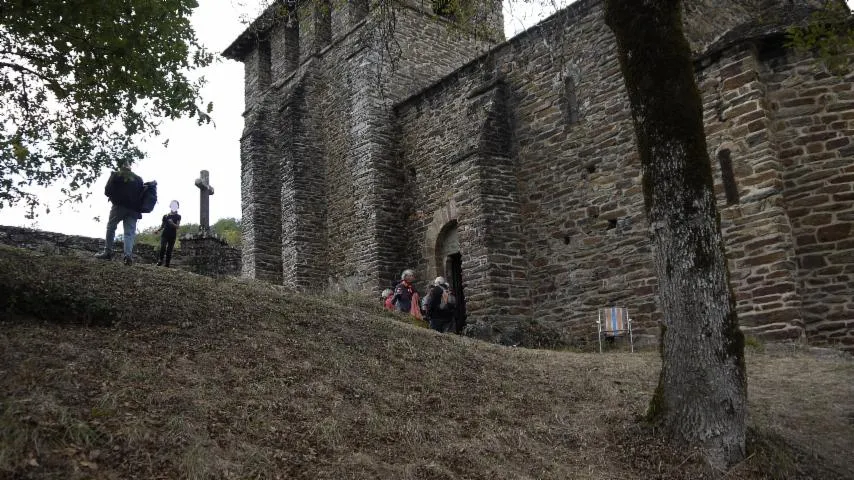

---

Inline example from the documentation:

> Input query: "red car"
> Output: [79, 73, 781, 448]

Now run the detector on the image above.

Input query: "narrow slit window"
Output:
[565, 76, 579, 125]
[315, 0, 332, 49]
[284, 21, 299, 73]
[258, 39, 272, 88]
[718, 149, 740, 205]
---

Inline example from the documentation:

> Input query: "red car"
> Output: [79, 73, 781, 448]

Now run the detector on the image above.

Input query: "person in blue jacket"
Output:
[94, 161, 143, 265]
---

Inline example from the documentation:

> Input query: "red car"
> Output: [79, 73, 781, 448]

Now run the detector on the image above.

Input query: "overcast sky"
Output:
[0, 0, 845, 237]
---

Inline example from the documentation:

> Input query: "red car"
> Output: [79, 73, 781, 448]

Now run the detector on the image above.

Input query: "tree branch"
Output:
[0, 60, 70, 98]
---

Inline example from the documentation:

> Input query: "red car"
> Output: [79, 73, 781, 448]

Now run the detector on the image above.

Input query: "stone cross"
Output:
[194, 170, 215, 232]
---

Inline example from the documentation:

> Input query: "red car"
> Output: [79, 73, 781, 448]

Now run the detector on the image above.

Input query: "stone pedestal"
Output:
[179, 233, 241, 277]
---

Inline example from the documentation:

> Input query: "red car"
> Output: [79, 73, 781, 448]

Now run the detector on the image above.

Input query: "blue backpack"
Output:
[139, 181, 158, 213]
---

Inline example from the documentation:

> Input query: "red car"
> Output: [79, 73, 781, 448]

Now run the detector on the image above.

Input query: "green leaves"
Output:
[787, 1, 854, 76]
[0, 0, 214, 216]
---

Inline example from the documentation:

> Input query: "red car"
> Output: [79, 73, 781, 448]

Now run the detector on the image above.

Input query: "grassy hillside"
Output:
[0, 244, 852, 479]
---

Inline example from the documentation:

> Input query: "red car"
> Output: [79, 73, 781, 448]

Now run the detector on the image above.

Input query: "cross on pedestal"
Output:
[194, 170, 215, 233]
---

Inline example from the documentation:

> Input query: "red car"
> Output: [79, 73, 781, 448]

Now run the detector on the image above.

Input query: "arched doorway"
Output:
[436, 221, 466, 332]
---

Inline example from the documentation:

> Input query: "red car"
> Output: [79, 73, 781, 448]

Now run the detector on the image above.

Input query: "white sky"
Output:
[0, 0, 848, 237]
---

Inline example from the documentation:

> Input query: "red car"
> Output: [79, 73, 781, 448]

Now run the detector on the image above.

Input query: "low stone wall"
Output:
[0, 225, 241, 277]
[179, 234, 242, 277]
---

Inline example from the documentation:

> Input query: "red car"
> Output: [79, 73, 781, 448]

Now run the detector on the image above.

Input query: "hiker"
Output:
[420, 281, 433, 315]
[391, 269, 422, 320]
[425, 276, 456, 333]
[94, 161, 144, 265]
[381, 288, 395, 311]
[154, 200, 181, 267]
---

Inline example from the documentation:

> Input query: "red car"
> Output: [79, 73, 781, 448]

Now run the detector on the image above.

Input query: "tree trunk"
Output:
[604, 0, 747, 470]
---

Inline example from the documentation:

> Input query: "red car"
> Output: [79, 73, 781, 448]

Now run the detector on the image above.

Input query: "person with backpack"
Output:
[94, 161, 144, 265]
[154, 200, 181, 267]
[420, 281, 432, 315]
[425, 276, 456, 333]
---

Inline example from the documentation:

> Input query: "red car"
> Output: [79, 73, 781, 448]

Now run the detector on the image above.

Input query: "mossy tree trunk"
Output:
[604, 0, 747, 470]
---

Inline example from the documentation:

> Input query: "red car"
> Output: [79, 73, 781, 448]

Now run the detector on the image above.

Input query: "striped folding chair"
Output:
[596, 307, 634, 353]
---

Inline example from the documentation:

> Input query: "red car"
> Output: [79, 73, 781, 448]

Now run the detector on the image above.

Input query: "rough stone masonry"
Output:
[224, 0, 854, 351]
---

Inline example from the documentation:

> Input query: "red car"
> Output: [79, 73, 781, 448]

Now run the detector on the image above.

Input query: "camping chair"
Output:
[596, 307, 634, 353]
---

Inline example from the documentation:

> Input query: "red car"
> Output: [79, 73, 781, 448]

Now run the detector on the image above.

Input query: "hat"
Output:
[434, 276, 447, 286]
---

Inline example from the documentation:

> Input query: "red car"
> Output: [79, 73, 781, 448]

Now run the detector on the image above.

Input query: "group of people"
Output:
[382, 269, 459, 333]
[93, 162, 181, 267]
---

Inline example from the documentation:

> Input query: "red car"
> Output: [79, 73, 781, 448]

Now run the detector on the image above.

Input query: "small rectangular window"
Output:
[258, 40, 272, 88]
[565, 77, 579, 125]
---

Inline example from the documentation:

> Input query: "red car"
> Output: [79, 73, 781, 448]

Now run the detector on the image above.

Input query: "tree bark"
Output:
[604, 0, 747, 470]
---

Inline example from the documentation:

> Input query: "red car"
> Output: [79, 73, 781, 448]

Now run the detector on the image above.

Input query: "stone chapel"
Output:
[224, 0, 854, 351]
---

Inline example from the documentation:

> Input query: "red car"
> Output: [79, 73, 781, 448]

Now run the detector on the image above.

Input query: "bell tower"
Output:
[224, 0, 504, 291]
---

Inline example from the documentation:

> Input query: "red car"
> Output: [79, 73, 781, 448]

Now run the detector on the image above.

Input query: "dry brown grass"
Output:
[0, 244, 852, 480]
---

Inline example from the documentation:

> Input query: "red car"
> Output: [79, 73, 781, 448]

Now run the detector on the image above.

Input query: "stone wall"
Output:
[696, 40, 804, 342]
[765, 49, 854, 349]
[240, 61, 283, 283]
[0, 225, 159, 264]
[228, 0, 854, 351]
[393, 1, 853, 349]
[0, 226, 241, 278]
[396, 0, 657, 342]
[694, 36, 854, 350]
[227, 0, 503, 292]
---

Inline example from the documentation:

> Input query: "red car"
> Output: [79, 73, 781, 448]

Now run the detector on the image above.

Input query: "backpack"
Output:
[439, 286, 456, 310]
[139, 181, 158, 213]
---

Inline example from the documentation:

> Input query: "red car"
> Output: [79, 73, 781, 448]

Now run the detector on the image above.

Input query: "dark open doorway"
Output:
[436, 221, 466, 334]
[445, 252, 466, 333]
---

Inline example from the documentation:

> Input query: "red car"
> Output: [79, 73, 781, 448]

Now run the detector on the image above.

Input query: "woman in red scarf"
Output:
[391, 269, 422, 320]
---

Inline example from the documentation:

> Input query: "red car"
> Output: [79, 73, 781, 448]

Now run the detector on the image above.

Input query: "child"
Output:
[381, 288, 394, 311]
[154, 200, 181, 267]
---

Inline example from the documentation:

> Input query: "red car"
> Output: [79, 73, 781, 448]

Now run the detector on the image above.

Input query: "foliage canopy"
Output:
[788, 0, 854, 75]
[0, 0, 213, 216]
